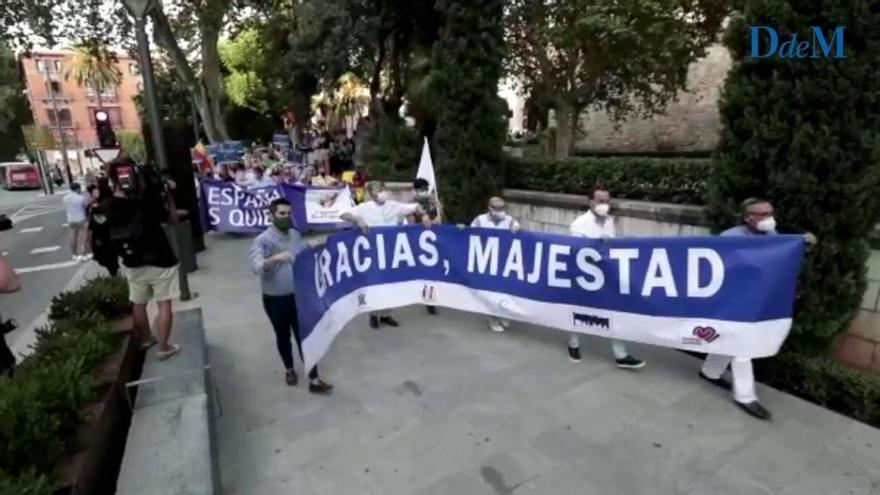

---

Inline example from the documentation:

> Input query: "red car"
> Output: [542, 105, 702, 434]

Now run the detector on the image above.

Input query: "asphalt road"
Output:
[0, 188, 88, 350]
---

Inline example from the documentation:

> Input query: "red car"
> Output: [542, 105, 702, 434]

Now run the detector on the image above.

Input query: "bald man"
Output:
[471, 197, 521, 332]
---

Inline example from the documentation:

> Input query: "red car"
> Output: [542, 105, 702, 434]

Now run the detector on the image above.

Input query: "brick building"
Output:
[19, 49, 143, 175]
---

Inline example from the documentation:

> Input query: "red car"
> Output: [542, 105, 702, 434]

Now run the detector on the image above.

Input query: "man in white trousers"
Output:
[568, 187, 645, 370]
[470, 196, 521, 332]
[700, 197, 816, 420]
[340, 181, 430, 329]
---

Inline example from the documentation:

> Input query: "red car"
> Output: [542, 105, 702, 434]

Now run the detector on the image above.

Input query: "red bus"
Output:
[0, 162, 42, 190]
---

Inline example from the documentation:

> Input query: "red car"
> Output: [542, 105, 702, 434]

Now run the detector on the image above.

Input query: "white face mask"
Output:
[593, 203, 610, 217]
[756, 217, 777, 233]
[415, 190, 430, 199]
[375, 191, 390, 203]
[489, 208, 506, 221]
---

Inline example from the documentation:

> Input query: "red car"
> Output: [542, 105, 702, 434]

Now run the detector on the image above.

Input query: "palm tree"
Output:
[63, 42, 122, 112]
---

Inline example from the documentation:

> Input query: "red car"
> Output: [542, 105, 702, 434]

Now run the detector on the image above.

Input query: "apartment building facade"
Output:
[19, 49, 143, 174]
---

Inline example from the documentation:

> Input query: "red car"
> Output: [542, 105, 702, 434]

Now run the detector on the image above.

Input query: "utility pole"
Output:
[44, 68, 74, 186]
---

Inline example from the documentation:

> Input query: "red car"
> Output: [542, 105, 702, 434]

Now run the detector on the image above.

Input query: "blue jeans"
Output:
[262, 293, 318, 379]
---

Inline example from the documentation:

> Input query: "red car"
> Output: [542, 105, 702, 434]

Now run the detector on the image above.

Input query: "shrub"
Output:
[504, 156, 712, 204]
[49, 275, 129, 322]
[707, 0, 880, 355]
[0, 317, 115, 476]
[0, 469, 55, 495]
[756, 353, 880, 428]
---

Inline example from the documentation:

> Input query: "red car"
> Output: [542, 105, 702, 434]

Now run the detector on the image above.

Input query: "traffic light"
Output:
[94, 109, 117, 148]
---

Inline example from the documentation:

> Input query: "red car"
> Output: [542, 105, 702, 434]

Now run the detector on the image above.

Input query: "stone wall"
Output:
[503, 188, 880, 372]
[576, 44, 731, 153]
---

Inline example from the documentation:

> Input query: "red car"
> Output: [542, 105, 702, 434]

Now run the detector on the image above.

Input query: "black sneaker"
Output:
[735, 400, 771, 421]
[426, 305, 438, 315]
[568, 345, 582, 363]
[616, 355, 646, 370]
[380, 316, 399, 327]
[369, 315, 379, 329]
[309, 379, 334, 395]
[285, 369, 298, 386]
[699, 371, 732, 392]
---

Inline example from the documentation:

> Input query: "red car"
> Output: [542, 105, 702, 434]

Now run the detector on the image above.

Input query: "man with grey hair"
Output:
[340, 181, 431, 329]
[700, 197, 816, 420]
[471, 196, 521, 332]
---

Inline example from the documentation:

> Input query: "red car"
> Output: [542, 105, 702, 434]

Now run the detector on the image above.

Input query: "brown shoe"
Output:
[308, 379, 334, 395]
[285, 369, 298, 386]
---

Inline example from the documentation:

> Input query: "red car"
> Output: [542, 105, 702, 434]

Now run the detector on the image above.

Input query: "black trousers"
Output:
[261, 293, 318, 379]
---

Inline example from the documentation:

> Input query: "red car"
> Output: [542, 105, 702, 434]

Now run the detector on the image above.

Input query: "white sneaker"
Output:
[73, 255, 82, 262]
[500, 319, 510, 328]
[489, 319, 505, 333]
[83, 253, 93, 260]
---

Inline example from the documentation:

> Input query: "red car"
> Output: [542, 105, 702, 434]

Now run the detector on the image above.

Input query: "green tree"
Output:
[430, 0, 508, 222]
[708, 0, 880, 354]
[0, 41, 30, 160]
[117, 131, 147, 162]
[220, 27, 269, 111]
[505, 0, 728, 156]
[62, 42, 122, 111]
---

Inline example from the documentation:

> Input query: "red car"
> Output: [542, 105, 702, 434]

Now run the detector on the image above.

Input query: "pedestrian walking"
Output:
[63, 183, 92, 262]
[700, 197, 817, 420]
[340, 182, 430, 329]
[470, 196, 521, 332]
[567, 187, 646, 370]
[250, 198, 334, 393]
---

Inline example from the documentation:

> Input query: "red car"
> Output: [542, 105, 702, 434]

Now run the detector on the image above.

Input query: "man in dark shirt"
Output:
[105, 157, 182, 361]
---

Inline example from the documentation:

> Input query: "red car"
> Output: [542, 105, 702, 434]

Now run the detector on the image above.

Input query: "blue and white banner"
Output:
[293, 225, 805, 371]
[199, 180, 353, 233]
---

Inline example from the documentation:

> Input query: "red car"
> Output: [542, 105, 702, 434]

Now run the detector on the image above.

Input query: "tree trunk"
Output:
[554, 101, 579, 158]
[148, 2, 226, 143]
[369, 31, 388, 116]
[200, 21, 229, 141]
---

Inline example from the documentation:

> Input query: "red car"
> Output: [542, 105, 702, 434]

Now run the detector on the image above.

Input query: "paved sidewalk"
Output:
[191, 233, 880, 495]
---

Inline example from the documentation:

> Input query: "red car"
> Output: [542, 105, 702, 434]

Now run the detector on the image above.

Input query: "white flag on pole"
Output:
[416, 137, 437, 195]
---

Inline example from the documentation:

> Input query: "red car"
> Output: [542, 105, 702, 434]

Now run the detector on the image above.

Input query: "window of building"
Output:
[85, 84, 119, 99]
[136, 81, 144, 92]
[129, 62, 139, 75]
[45, 80, 63, 98]
[53, 60, 63, 73]
[36, 59, 46, 73]
[46, 109, 73, 127]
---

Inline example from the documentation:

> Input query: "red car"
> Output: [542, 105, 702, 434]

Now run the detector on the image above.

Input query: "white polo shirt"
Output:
[570, 210, 616, 239]
[346, 200, 418, 227]
[471, 213, 520, 230]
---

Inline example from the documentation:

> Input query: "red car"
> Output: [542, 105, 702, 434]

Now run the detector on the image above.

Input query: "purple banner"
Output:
[199, 180, 353, 233]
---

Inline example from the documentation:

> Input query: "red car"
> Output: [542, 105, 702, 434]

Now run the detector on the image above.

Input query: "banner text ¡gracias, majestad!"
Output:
[312, 230, 725, 299]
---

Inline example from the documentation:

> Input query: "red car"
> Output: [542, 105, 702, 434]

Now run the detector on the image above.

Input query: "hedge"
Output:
[49, 275, 130, 322]
[756, 353, 880, 428]
[0, 278, 127, 491]
[503, 155, 712, 204]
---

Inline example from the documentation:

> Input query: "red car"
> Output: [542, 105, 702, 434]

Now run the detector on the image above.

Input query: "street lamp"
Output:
[120, 0, 169, 171]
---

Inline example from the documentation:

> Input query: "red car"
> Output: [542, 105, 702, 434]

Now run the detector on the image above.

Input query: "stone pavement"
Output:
[189, 233, 880, 495]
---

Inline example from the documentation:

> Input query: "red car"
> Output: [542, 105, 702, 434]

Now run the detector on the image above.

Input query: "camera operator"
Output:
[104, 156, 182, 361]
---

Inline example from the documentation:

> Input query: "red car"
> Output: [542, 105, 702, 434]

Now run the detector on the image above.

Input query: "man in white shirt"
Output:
[340, 181, 431, 329]
[568, 187, 645, 370]
[248, 167, 277, 189]
[470, 196, 521, 332]
[63, 183, 92, 261]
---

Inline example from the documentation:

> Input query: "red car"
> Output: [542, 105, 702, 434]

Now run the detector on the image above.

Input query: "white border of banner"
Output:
[300, 280, 791, 371]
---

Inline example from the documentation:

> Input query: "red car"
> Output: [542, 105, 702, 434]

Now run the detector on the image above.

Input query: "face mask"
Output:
[593, 203, 610, 217]
[273, 217, 292, 232]
[756, 217, 777, 233]
[415, 190, 430, 199]
[490, 208, 506, 220]
[375, 191, 390, 203]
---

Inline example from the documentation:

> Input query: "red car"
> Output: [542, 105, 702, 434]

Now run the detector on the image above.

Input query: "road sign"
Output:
[21, 125, 56, 151]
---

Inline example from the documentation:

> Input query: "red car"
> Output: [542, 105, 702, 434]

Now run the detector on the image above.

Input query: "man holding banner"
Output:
[339, 181, 431, 328]
[250, 198, 333, 393]
[568, 187, 646, 370]
[700, 197, 816, 420]
[470, 196, 521, 332]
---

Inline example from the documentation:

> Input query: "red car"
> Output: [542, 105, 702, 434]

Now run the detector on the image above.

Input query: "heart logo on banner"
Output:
[693, 326, 720, 343]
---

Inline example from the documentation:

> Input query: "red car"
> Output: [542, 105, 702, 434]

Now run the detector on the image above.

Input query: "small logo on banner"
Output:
[422, 285, 437, 303]
[572, 312, 610, 330]
[357, 293, 367, 307]
[682, 326, 720, 345]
